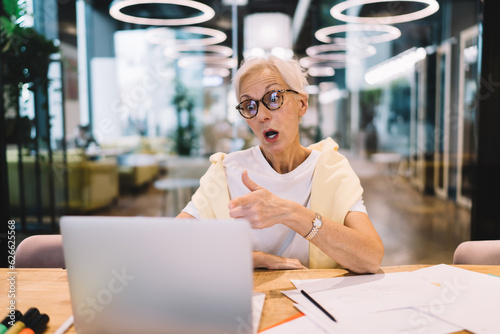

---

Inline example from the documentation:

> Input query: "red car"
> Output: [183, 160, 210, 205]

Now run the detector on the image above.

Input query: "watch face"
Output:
[314, 218, 322, 228]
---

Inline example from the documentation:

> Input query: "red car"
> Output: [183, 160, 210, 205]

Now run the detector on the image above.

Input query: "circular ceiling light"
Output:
[164, 45, 233, 59]
[306, 43, 377, 60]
[330, 0, 439, 25]
[178, 56, 237, 69]
[315, 24, 401, 45]
[109, 0, 215, 26]
[204, 67, 231, 78]
[308, 67, 336, 77]
[299, 56, 350, 69]
[146, 27, 227, 46]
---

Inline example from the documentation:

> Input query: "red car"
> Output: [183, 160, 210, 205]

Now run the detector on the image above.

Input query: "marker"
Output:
[0, 311, 23, 334]
[18, 314, 49, 334]
[5, 309, 39, 334]
[300, 289, 337, 323]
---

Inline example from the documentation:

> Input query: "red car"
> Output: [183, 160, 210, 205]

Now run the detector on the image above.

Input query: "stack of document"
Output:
[262, 264, 500, 333]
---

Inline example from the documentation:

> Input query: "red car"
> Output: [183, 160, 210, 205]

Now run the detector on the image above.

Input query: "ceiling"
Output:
[58, 0, 444, 74]
[90, 0, 314, 58]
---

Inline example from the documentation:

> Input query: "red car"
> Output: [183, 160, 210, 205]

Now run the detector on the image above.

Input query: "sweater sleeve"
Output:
[308, 138, 364, 269]
[191, 152, 232, 219]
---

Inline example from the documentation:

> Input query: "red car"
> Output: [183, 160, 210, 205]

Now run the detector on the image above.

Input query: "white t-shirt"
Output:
[182, 146, 367, 267]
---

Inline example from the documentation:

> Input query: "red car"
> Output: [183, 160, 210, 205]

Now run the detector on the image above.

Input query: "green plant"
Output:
[172, 81, 198, 156]
[1, 0, 59, 117]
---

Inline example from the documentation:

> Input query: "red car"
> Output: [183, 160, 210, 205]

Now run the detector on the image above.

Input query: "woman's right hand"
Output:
[253, 251, 307, 270]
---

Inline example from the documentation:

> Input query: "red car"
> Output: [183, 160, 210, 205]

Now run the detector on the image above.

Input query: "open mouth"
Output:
[265, 130, 278, 139]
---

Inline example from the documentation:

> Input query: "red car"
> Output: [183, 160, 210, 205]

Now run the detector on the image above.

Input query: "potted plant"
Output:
[1, 0, 59, 144]
[172, 81, 198, 156]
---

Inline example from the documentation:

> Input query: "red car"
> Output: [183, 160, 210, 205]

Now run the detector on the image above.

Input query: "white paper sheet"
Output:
[411, 264, 500, 334]
[284, 272, 440, 319]
[252, 292, 266, 334]
[279, 265, 500, 333]
[295, 304, 462, 334]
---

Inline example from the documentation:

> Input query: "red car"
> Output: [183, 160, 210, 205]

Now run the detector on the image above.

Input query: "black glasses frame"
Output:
[235, 89, 298, 119]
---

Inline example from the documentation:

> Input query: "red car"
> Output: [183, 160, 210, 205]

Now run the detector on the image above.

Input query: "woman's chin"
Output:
[260, 141, 285, 156]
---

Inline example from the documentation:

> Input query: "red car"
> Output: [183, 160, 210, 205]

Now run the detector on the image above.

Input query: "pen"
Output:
[5, 308, 40, 334]
[18, 314, 49, 334]
[0, 311, 23, 334]
[300, 289, 337, 323]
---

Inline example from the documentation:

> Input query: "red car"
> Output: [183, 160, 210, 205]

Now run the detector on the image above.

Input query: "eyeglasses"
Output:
[235, 89, 298, 119]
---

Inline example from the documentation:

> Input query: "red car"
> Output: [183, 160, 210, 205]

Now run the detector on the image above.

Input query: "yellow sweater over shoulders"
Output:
[191, 137, 363, 269]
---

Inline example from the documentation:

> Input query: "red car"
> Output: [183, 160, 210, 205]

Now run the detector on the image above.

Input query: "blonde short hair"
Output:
[233, 55, 309, 100]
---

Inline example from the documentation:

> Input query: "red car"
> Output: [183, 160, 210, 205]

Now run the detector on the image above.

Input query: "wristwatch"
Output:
[304, 212, 323, 240]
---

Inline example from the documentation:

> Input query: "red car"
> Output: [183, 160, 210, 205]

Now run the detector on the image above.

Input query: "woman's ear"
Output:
[298, 96, 308, 117]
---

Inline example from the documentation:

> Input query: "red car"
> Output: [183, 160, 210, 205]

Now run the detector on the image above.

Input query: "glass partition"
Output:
[434, 42, 452, 199]
[409, 59, 427, 192]
[457, 25, 479, 208]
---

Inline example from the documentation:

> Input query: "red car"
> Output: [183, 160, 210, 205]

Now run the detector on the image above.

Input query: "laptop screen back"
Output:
[60, 216, 253, 334]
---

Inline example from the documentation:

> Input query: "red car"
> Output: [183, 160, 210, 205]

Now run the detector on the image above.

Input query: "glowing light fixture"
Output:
[202, 75, 224, 87]
[146, 27, 234, 79]
[222, 0, 248, 5]
[319, 87, 347, 104]
[167, 45, 236, 77]
[204, 68, 231, 77]
[109, 0, 215, 26]
[164, 45, 233, 59]
[315, 24, 401, 45]
[330, 0, 439, 25]
[365, 47, 427, 85]
[308, 67, 336, 77]
[306, 85, 319, 95]
[306, 43, 377, 61]
[146, 27, 227, 46]
[244, 13, 293, 59]
[178, 57, 237, 70]
[299, 56, 350, 69]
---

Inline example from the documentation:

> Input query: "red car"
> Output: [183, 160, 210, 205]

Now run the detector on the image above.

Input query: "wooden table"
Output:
[1, 265, 499, 333]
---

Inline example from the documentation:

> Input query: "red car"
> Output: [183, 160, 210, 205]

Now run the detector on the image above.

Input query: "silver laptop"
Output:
[60, 216, 254, 334]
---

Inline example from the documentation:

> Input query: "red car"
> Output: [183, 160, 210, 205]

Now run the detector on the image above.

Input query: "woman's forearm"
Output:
[286, 201, 384, 273]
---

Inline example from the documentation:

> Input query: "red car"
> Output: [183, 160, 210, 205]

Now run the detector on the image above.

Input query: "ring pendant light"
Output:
[299, 56, 351, 70]
[109, 0, 215, 26]
[306, 43, 377, 60]
[307, 67, 336, 77]
[203, 68, 231, 77]
[330, 0, 439, 25]
[315, 24, 401, 45]
[178, 57, 237, 69]
[164, 45, 233, 59]
[146, 27, 227, 46]
[166, 45, 235, 77]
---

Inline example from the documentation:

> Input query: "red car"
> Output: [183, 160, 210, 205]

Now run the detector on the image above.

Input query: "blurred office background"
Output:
[1, 0, 499, 267]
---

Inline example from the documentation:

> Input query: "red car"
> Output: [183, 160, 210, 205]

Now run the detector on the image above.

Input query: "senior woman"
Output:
[177, 55, 384, 274]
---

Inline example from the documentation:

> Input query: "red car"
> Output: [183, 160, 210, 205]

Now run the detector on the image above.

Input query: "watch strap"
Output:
[304, 212, 322, 241]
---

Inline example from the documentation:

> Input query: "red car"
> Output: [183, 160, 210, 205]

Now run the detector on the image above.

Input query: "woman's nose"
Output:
[256, 103, 272, 121]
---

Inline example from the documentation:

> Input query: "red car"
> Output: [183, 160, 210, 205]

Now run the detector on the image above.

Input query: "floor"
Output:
[349, 156, 470, 266]
[90, 154, 471, 267]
